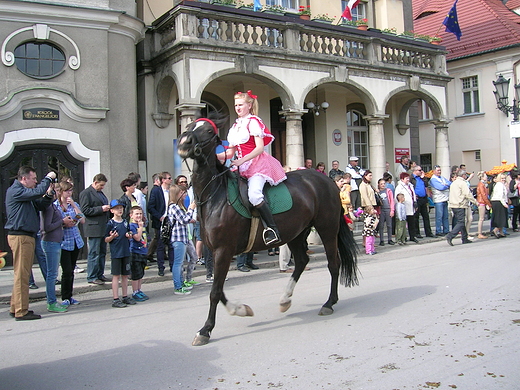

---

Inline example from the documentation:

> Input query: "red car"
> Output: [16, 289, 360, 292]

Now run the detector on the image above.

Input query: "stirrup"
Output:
[263, 227, 281, 246]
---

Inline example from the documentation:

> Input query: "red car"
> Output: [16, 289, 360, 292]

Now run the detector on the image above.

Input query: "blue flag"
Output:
[254, 0, 262, 11]
[443, 0, 462, 40]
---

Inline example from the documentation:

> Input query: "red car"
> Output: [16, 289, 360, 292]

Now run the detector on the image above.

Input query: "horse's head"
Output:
[178, 113, 227, 160]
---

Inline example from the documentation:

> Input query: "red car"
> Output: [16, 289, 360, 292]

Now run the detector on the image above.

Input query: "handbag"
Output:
[374, 189, 383, 207]
[160, 212, 173, 244]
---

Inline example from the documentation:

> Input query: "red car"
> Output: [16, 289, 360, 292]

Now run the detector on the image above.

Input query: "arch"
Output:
[156, 74, 176, 114]
[383, 86, 446, 120]
[302, 80, 378, 115]
[194, 68, 296, 110]
[0, 128, 99, 182]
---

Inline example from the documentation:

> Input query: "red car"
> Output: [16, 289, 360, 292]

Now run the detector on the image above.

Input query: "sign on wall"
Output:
[510, 121, 520, 138]
[394, 148, 410, 163]
[23, 108, 59, 120]
[332, 129, 342, 146]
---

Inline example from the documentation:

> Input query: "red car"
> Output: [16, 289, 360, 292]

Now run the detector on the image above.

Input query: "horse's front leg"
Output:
[192, 283, 222, 346]
[280, 236, 308, 312]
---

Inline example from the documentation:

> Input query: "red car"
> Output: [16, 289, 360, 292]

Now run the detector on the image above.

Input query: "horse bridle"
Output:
[181, 118, 230, 206]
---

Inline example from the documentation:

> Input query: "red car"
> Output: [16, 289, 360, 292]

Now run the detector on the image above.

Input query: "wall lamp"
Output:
[493, 74, 520, 122]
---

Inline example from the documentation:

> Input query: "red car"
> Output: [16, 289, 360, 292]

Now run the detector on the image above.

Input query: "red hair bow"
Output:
[237, 90, 257, 100]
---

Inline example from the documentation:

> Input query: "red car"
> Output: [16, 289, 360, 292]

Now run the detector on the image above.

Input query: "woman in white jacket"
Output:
[394, 172, 418, 243]
[490, 173, 509, 238]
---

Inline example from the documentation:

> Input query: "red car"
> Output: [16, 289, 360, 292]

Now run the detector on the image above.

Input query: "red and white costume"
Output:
[227, 114, 286, 205]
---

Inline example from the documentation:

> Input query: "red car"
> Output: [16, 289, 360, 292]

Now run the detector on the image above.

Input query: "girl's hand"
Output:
[231, 158, 244, 167]
[66, 197, 74, 205]
[189, 201, 197, 210]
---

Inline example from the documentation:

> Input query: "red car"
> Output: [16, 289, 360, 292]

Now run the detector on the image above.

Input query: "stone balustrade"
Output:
[152, 1, 446, 75]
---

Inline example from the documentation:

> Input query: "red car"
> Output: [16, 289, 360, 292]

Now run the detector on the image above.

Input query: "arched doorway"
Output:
[0, 144, 85, 265]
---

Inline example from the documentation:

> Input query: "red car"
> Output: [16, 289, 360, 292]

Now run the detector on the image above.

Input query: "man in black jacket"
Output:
[6, 166, 55, 320]
[147, 172, 173, 276]
[80, 173, 111, 285]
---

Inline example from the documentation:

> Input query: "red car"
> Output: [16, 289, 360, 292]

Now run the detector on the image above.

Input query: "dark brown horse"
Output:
[178, 114, 358, 346]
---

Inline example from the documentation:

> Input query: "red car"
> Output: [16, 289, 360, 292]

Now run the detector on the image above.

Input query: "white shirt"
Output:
[162, 187, 169, 218]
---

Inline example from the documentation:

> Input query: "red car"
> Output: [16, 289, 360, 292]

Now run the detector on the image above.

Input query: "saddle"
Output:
[227, 173, 292, 218]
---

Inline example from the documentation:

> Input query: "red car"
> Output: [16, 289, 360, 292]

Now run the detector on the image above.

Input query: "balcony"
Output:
[149, 0, 447, 77]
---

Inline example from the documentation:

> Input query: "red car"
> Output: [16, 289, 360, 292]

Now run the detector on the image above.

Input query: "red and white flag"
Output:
[341, 0, 361, 20]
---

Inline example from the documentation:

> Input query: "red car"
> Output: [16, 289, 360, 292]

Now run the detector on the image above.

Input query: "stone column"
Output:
[176, 103, 206, 133]
[433, 120, 451, 175]
[366, 115, 388, 181]
[281, 109, 307, 170]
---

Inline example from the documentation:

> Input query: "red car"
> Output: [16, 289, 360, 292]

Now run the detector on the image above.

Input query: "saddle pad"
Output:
[227, 178, 292, 219]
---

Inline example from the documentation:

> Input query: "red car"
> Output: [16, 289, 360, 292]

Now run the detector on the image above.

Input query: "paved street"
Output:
[1, 235, 519, 390]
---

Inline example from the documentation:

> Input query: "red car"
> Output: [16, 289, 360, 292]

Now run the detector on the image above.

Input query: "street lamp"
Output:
[306, 87, 329, 116]
[492, 74, 520, 121]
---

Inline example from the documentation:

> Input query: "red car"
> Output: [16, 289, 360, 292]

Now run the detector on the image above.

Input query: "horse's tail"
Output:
[338, 212, 359, 287]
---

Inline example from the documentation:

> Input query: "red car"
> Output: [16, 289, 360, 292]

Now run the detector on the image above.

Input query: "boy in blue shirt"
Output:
[105, 199, 135, 308]
[129, 206, 149, 302]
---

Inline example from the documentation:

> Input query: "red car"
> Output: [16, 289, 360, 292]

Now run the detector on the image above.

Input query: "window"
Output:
[419, 153, 432, 173]
[347, 108, 368, 168]
[341, 0, 367, 21]
[475, 150, 481, 161]
[266, 0, 297, 10]
[14, 41, 65, 79]
[462, 76, 480, 114]
[417, 99, 431, 120]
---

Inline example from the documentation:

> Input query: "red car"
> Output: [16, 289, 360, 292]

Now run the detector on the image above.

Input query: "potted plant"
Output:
[212, 0, 236, 6]
[354, 18, 369, 30]
[312, 13, 334, 23]
[298, 5, 311, 20]
[382, 27, 397, 35]
[429, 36, 443, 45]
[237, 1, 254, 10]
[400, 30, 416, 39]
[262, 4, 286, 14]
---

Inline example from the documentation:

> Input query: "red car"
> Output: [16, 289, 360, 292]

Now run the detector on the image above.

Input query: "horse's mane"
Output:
[194, 111, 230, 175]
[194, 110, 228, 132]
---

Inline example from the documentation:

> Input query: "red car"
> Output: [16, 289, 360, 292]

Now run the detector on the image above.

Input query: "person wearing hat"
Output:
[345, 156, 365, 210]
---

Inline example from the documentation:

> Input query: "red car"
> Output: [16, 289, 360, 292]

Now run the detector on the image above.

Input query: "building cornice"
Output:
[0, 0, 145, 43]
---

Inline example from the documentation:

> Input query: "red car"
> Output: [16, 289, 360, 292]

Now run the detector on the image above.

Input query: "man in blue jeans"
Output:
[80, 174, 111, 285]
[429, 165, 451, 236]
[236, 251, 259, 272]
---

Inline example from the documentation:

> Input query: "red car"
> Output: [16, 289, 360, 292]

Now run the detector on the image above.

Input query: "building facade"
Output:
[137, 0, 451, 182]
[414, 0, 520, 181]
[0, 0, 145, 258]
[0, 0, 451, 262]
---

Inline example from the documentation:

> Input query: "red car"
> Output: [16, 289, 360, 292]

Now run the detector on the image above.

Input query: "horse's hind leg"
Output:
[317, 231, 340, 316]
[279, 233, 309, 312]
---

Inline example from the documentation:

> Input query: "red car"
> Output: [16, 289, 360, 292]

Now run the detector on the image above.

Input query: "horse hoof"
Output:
[279, 301, 292, 313]
[192, 332, 210, 346]
[243, 304, 254, 317]
[318, 306, 334, 316]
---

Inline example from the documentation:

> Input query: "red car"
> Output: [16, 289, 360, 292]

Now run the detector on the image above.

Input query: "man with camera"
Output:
[5, 166, 56, 320]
